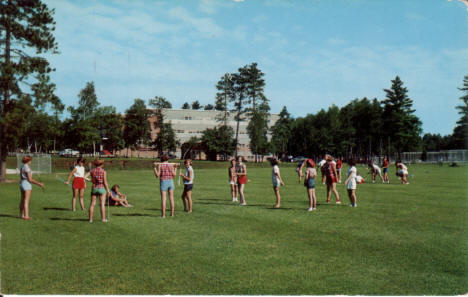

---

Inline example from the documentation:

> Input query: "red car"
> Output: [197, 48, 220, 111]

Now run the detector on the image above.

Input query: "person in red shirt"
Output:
[323, 155, 341, 204]
[382, 157, 390, 184]
[336, 157, 343, 183]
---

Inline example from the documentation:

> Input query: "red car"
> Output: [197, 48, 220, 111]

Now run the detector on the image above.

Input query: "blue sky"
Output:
[45, 0, 468, 135]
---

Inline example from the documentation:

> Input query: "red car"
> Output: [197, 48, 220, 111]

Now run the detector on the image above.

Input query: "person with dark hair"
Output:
[382, 157, 390, 184]
[295, 159, 305, 183]
[323, 155, 341, 204]
[108, 185, 132, 207]
[304, 159, 317, 211]
[65, 157, 87, 211]
[228, 159, 238, 202]
[153, 154, 178, 217]
[84, 159, 110, 222]
[271, 158, 285, 208]
[19, 156, 44, 220]
[236, 156, 247, 206]
[344, 158, 358, 207]
[180, 159, 194, 213]
[336, 157, 343, 183]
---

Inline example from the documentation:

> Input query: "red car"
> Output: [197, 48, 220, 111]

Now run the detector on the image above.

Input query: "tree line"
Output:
[1, 1, 467, 182]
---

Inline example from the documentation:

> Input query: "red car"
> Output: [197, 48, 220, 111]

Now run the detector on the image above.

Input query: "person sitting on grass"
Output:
[304, 158, 317, 211]
[108, 185, 132, 207]
[180, 159, 194, 213]
[271, 158, 285, 208]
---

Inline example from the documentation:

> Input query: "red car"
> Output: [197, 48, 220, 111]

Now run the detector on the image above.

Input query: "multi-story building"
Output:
[118, 108, 279, 160]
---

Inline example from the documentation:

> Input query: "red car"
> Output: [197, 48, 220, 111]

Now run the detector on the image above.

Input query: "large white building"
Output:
[159, 109, 279, 160]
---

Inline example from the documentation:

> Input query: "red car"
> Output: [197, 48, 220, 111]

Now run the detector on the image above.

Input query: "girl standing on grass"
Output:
[85, 159, 110, 223]
[153, 155, 178, 217]
[323, 155, 341, 204]
[65, 157, 87, 211]
[382, 157, 390, 183]
[236, 156, 247, 206]
[228, 159, 238, 202]
[19, 156, 44, 220]
[304, 159, 317, 211]
[180, 159, 194, 213]
[271, 158, 285, 208]
[336, 157, 343, 183]
[344, 158, 358, 207]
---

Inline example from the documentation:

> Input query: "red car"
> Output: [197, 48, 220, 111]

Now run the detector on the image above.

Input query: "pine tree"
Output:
[271, 106, 292, 157]
[215, 73, 234, 125]
[0, 0, 62, 181]
[381, 76, 422, 159]
[450, 75, 468, 149]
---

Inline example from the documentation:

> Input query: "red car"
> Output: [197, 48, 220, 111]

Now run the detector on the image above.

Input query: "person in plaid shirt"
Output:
[84, 159, 110, 222]
[153, 155, 178, 218]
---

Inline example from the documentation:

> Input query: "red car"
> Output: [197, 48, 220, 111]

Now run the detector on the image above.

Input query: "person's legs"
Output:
[89, 195, 97, 222]
[326, 184, 331, 203]
[273, 186, 280, 208]
[311, 188, 317, 209]
[160, 190, 167, 218]
[99, 193, 107, 222]
[19, 191, 26, 218]
[186, 190, 192, 213]
[72, 188, 78, 211]
[239, 184, 246, 205]
[351, 189, 357, 206]
[168, 189, 175, 216]
[79, 189, 86, 210]
[307, 188, 313, 209]
[181, 190, 188, 211]
[332, 183, 340, 203]
[347, 189, 353, 205]
[23, 190, 31, 219]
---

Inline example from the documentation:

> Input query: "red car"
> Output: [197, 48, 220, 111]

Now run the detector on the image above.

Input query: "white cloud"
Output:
[168, 6, 225, 38]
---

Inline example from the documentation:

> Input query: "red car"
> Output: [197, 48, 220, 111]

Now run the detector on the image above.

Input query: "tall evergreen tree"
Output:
[123, 99, 150, 157]
[271, 106, 292, 157]
[230, 68, 251, 156]
[215, 73, 234, 125]
[148, 97, 177, 155]
[0, 0, 62, 181]
[450, 74, 468, 149]
[381, 76, 422, 159]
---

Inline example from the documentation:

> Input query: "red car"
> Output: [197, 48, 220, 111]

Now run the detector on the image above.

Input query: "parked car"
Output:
[59, 148, 80, 157]
[292, 156, 306, 162]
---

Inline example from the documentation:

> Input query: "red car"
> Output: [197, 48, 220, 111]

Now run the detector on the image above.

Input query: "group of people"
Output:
[17, 153, 410, 221]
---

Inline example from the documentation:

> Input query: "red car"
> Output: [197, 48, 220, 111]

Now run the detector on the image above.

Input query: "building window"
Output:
[184, 116, 192, 120]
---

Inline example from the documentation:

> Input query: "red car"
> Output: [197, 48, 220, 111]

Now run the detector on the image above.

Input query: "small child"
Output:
[180, 159, 194, 213]
[108, 185, 132, 207]
[228, 159, 238, 202]
[271, 158, 285, 208]
[345, 159, 358, 207]
[304, 159, 317, 211]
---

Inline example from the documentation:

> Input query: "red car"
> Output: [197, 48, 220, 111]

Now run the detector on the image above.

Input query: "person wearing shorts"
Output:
[18, 156, 44, 220]
[295, 160, 305, 183]
[395, 161, 409, 184]
[228, 159, 238, 202]
[382, 157, 390, 184]
[153, 155, 178, 217]
[345, 159, 358, 207]
[271, 158, 285, 208]
[108, 185, 132, 207]
[336, 157, 343, 183]
[318, 155, 327, 184]
[85, 159, 110, 223]
[65, 157, 87, 211]
[180, 159, 194, 213]
[369, 162, 384, 183]
[323, 155, 341, 204]
[236, 156, 247, 206]
[304, 159, 317, 211]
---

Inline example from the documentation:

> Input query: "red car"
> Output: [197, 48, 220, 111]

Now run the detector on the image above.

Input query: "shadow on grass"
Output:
[112, 213, 158, 217]
[49, 217, 89, 221]
[44, 207, 69, 211]
[0, 214, 21, 219]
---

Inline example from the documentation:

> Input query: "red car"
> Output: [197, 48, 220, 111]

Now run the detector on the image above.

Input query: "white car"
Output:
[59, 148, 80, 157]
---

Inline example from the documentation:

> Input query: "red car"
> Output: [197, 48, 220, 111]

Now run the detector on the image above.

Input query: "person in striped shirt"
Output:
[153, 155, 179, 218]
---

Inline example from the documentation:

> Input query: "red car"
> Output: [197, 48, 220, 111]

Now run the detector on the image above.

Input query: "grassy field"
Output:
[1, 163, 467, 295]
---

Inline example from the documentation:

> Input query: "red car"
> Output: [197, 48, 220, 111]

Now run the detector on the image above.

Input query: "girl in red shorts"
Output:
[236, 156, 247, 206]
[65, 157, 87, 211]
[323, 155, 341, 204]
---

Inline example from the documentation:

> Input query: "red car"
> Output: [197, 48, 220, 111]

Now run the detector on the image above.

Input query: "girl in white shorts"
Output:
[344, 159, 358, 207]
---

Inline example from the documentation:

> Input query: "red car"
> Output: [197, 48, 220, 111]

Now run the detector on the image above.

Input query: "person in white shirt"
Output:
[395, 161, 409, 184]
[344, 158, 358, 207]
[65, 157, 87, 211]
[368, 161, 384, 183]
[271, 158, 285, 208]
[180, 159, 194, 213]
[318, 155, 327, 184]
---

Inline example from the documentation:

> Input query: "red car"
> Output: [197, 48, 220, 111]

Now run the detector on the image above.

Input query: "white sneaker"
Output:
[312, 207, 316, 211]
[240, 202, 247, 206]
[307, 207, 313, 211]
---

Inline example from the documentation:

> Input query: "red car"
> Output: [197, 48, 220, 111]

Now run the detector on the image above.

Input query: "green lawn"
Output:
[1, 163, 467, 295]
